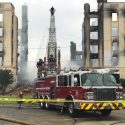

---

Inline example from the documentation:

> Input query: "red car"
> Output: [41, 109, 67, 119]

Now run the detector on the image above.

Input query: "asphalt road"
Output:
[0, 104, 125, 125]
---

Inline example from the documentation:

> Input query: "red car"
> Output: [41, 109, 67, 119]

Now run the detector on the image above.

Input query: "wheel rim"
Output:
[45, 102, 49, 108]
[69, 103, 74, 114]
[40, 102, 43, 107]
[40, 97, 43, 107]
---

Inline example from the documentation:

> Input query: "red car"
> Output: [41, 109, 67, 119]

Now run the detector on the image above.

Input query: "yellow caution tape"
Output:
[0, 98, 125, 110]
[0, 98, 124, 103]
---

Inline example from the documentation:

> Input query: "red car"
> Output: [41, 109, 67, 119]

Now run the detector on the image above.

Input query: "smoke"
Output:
[18, 61, 37, 85]
[62, 61, 81, 71]
[18, 5, 30, 85]
[26, 62, 37, 83]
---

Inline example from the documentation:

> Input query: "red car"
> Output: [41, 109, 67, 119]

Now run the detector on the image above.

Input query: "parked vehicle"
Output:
[34, 70, 124, 117]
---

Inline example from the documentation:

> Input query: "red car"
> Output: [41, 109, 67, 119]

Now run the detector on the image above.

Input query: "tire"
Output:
[39, 96, 45, 109]
[100, 110, 112, 116]
[39, 101, 44, 109]
[68, 102, 77, 117]
[44, 97, 50, 110]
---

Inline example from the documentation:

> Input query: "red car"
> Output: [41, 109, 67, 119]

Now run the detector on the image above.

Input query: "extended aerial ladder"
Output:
[37, 7, 61, 78]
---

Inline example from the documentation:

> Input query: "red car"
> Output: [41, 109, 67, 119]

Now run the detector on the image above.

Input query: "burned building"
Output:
[0, 3, 18, 88]
[83, 0, 125, 78]
[70, 41, 76, 61]
[70, 41, 83, 68]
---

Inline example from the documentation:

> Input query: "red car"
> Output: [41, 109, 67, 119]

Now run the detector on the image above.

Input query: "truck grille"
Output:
[95, 89, 116, 101]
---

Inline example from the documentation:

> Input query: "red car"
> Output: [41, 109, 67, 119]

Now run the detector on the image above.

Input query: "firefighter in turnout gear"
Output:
[48, 54, 56, 73]
[37, 59, 44, 78]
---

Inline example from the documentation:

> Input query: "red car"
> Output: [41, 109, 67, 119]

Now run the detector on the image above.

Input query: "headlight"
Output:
[84, 92, 94, 100]
[116, 92, 123, 100]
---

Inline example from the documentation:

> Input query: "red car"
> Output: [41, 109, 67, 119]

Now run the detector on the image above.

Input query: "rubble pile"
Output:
[6, 85, 33, 96]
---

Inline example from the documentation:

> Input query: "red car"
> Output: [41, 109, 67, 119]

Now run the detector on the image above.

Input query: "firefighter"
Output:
[37, 59, 44, 78]
[48, 55, 56, 72]
[48, 55, 53, 63]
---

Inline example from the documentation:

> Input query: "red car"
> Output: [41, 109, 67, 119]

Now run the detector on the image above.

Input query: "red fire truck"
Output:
[34, 70, 124, 117]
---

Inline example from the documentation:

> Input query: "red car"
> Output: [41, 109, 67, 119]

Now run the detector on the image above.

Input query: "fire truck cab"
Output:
[34, 70, 124, 116]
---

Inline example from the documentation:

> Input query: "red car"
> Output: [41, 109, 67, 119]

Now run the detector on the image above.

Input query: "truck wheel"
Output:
[45, 102, 49, 109]
[100, 110, 111, 116]
[45, 98, 50, 110]
[68, 103, 77, 117]
[39, 97, 45, 109]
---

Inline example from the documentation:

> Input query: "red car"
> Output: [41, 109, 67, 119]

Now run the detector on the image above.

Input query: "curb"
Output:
[0, 116, 35, 125]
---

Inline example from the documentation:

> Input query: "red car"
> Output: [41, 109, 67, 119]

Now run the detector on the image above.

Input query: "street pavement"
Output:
[0, 104, 125, 125]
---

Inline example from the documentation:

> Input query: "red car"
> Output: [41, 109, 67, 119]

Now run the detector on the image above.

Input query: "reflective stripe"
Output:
[110, 103, 115, 110]
[86, 103, 93, 110]
[80, 103, 86, 109]
[122, 102, 125, 108]
[80, 102, 125, 110]
[100, 103, 107, 110]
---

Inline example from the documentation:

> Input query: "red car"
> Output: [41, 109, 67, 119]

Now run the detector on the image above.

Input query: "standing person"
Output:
[37, 59, 44, 78]
[18, 91, 23, 109]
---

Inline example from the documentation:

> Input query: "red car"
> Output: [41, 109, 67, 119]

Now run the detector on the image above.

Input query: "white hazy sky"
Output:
[1, 0, 125, 70]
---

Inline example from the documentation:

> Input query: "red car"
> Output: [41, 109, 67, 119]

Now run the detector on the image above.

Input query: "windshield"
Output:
[103, 74, 117, 86]
[81, 73, 117, 86]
